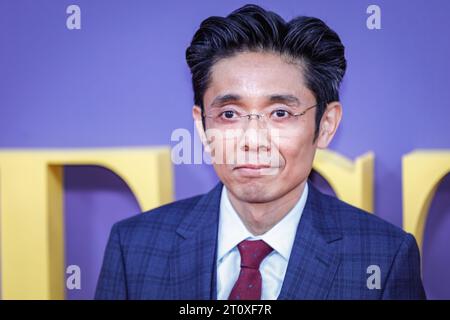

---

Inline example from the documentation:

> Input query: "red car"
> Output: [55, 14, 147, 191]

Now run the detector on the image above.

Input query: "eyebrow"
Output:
[209, 94, 242, 108]
[268, 94, 301, 107]
[208, 93, 302, 108]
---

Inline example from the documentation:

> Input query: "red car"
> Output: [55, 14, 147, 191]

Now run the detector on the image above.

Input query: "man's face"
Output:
[193, 51, 338, 204]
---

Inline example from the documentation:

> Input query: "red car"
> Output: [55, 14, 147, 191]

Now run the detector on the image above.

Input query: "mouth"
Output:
[234, 164, 271, 170]
[233, 164, 280, 177]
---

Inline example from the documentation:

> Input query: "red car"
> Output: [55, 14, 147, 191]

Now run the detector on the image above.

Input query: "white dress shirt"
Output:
[216, 182, 308, 300]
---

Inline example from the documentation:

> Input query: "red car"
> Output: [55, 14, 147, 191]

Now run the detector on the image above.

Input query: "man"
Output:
[95, 4, 426, 299]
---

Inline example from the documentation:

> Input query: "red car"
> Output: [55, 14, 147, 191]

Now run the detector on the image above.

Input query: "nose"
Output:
[238, 117, 271, 153]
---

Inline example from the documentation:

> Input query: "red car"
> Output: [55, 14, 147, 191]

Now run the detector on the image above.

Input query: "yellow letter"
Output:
[403, 150, 450, 250]
[313, 149, 374, 213]
[0, 147, 172, 299]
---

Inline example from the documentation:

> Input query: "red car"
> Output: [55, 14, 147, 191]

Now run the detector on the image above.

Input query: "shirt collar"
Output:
[217, 182, 308, 262]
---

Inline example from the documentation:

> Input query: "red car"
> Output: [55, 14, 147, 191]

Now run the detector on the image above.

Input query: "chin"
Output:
[228, 180, 280, 204]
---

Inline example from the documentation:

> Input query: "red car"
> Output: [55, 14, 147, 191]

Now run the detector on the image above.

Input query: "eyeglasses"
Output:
[202, 104, 317, 130]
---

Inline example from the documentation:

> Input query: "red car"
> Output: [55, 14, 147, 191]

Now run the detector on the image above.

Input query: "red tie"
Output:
[228, 240, 273, 300]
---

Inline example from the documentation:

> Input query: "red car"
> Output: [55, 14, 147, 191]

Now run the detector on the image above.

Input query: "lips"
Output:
[233, 164, 280, 177]
[234, 164, 271, 170]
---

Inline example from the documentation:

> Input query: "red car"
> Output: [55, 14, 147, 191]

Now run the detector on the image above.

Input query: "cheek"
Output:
[279, 137, 316, 171]
[211, 138, 237, 165]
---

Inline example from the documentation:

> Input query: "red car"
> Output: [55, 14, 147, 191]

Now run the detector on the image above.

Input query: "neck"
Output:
[227, 180, 307, 236]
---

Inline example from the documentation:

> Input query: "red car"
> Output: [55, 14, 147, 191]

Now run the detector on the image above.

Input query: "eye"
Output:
[219, 110, 238, 119]
[271, 109, 293, 119]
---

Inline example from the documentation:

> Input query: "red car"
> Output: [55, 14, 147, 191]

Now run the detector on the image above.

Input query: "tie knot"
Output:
[237, 240, 273, 269]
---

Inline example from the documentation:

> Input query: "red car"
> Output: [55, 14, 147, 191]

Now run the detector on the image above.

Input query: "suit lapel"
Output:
[168, 182, 222, 299]
[167, 181, 343, 300]
[278, 183, 343, 299]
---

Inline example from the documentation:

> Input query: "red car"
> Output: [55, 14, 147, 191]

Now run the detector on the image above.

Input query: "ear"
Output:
[192, 105, 211, 152]
[316, 102, 343, 149]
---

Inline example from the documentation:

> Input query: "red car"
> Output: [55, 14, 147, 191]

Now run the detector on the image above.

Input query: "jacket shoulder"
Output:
[318, 192, 425, 299]
[320, 191, 407, 240]
[112, 194, 204, 244]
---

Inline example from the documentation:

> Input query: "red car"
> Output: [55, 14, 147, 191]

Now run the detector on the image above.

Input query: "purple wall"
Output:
[0, 0, 449, 299]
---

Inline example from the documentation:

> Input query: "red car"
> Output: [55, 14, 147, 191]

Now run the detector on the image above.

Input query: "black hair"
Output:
[185, 4, 347, 139]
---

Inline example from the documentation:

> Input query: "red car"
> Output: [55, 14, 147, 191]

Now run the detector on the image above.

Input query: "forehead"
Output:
[204, 51, 313, 105]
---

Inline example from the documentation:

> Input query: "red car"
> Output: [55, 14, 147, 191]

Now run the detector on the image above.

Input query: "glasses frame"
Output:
[202, 104, 318, 127]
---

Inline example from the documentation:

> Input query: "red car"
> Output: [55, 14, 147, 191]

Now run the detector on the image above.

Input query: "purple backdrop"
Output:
[0, 0, 449, 299]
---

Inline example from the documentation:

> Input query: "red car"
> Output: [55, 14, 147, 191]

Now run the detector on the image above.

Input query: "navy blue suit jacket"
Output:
[95, 181, 426, 299]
